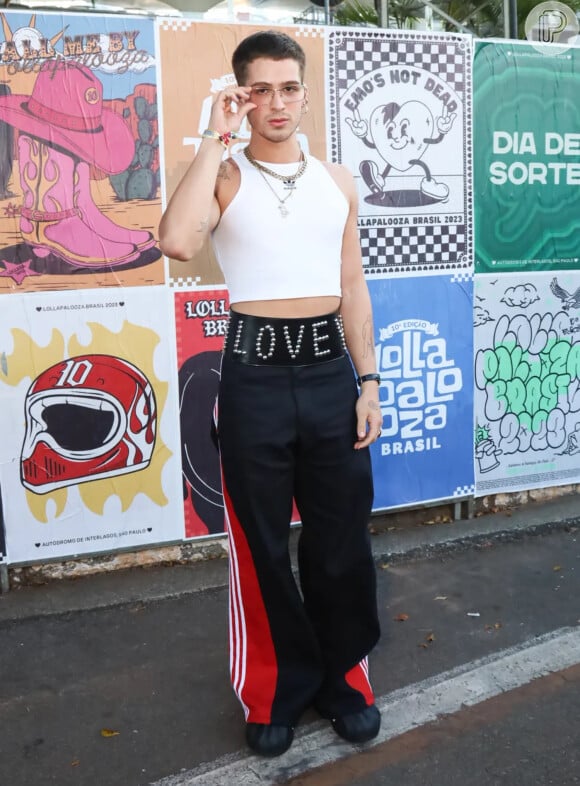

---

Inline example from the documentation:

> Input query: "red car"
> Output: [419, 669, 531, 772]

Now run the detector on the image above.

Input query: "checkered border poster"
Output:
[369, 272, 475, 509]
[327, 29, 472, 276]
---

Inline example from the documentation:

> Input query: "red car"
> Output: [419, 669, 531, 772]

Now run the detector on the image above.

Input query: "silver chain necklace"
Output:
[243, 146, 308, 186]
[244, 147, 308, 218]
[255, 168, 294, 217]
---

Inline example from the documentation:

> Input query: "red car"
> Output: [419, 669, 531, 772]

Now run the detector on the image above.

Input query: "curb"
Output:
[0, 496, 578, 624]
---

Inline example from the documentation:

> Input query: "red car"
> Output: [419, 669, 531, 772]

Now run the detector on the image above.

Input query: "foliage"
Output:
[334, 0, 380, 26]
[333, 0, 580, 38]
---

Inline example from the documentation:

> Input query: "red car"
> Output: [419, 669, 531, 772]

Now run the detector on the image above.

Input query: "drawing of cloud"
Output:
[474, 305, 494, 327]
[500, 284, 539, 308]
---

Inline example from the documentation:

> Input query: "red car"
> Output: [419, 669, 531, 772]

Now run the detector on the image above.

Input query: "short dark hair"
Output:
[232, 31, 306, 85]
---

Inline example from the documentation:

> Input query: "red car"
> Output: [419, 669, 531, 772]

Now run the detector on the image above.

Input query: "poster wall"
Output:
[0, 12, 163, 293]
[369, 274, 474, 510]
[4, 16, 569, 563]
[0, 287, 183, 563]
[327, 29, 472, 276]
[474, 272, 580, 496]
[474, 41, 580, 274]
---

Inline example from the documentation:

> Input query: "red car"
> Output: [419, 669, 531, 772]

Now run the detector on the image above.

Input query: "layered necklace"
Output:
[243, 146, 308, 218]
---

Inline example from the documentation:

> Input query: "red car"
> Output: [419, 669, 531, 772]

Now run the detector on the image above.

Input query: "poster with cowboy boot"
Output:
[0, 286, 184, 564]
[0, 12, 163, 293]
[157, 21, 325, 289]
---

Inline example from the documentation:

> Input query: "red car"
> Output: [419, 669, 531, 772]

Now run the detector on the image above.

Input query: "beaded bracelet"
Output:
[202, 129, 238, 148]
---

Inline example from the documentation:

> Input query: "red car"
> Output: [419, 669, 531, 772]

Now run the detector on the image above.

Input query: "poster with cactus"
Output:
[157, 20, 326, 289]
[0, 11, 163, 293]
[0, 286, 184, 564]
[474, 271, 580, 496]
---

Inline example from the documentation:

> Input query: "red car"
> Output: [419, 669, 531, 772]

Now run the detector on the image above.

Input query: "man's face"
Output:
[243, 57, 305, 144]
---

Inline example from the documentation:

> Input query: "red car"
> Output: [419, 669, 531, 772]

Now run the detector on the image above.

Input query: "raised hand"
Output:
[208, 87, 256, 134]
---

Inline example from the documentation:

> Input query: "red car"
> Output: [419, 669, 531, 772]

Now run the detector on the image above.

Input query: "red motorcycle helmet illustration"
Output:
[21, 354, 157, 494]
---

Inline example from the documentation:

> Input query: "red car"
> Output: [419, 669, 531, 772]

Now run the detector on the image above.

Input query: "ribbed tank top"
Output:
[211, 151, 349, 304]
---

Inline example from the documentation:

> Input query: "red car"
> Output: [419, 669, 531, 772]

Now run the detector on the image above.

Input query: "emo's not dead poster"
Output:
[369, 273, 474, 510]
[327, 29, 472, 276]
[0, 287, 183, 564]
[174, 288, 227, 538]
[475, 271, 580, 496]
[0, 11, 163, 293]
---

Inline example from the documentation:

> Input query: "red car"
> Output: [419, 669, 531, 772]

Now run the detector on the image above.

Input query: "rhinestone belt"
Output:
[223, 310, 347, 367]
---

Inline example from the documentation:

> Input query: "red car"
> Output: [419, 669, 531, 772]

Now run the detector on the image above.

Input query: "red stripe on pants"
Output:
[345, 659, 374, 707]
[223, 481, 278, 723]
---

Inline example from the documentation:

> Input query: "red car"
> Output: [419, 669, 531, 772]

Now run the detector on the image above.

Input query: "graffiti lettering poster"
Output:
[0, 287, 183, 564]
[328, 29, 472, 275]
[0, 11, 163, 293]
[474, 41, 580, 274]
[369, 274, 474, 510]
[157, 20, 325, 288]
[474, 272, 580, 496]
[174, 288, 227, 538]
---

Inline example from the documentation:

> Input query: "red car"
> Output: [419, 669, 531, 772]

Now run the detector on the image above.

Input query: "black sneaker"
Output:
[331, 704, 381, 743]
[245, 723, 294, 757]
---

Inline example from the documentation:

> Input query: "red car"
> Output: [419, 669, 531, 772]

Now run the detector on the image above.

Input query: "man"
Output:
[159, 30, 383, 758]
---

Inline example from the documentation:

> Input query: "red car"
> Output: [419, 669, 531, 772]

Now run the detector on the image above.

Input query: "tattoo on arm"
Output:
[217, 162, 231, 181]
[368, 400, 379, 410]
[361, 314, 373, 359]
[196, 219, 209, 234]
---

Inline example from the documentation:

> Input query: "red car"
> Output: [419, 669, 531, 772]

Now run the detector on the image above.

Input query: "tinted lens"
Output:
[251, 86, 304, 105]
[282, 86, 304, 103]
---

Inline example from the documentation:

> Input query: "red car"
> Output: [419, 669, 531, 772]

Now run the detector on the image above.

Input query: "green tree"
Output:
[334, 0, 580, 38]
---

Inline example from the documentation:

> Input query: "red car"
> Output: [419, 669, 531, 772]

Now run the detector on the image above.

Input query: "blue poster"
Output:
[369, 274, 474, 510]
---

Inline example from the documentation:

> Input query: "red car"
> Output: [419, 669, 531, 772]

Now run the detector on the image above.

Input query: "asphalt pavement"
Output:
[0, 495, 579, 786]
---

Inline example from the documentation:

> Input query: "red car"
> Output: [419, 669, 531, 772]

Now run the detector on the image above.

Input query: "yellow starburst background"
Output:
[0, 321, 171, 523]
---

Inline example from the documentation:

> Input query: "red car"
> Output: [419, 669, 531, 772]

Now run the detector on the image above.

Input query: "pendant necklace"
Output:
[243, 146, 308, 218]
[254, 169, 294, 217]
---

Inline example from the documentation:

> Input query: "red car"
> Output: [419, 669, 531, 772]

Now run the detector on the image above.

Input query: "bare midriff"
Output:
[231, 295, 341, 318]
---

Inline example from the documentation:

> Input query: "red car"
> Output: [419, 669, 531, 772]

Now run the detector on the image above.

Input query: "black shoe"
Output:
[245, 723, 294, 757]
[331, 704, 381, 743]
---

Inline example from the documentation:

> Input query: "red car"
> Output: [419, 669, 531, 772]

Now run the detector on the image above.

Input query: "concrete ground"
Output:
[0, 495, 579, 785]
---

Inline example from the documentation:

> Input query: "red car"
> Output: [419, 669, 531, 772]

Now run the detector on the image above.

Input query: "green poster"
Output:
[474, 41, 580, 273]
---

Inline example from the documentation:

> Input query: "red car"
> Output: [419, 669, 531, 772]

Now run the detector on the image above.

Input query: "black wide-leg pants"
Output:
[218, 353, 380, 725]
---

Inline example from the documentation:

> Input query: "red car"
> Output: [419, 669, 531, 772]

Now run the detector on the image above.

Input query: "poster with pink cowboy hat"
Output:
[0, 56, 158, 278]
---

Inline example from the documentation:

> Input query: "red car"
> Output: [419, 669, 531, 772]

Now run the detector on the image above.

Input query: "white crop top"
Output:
[211, 151, 349, 304]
